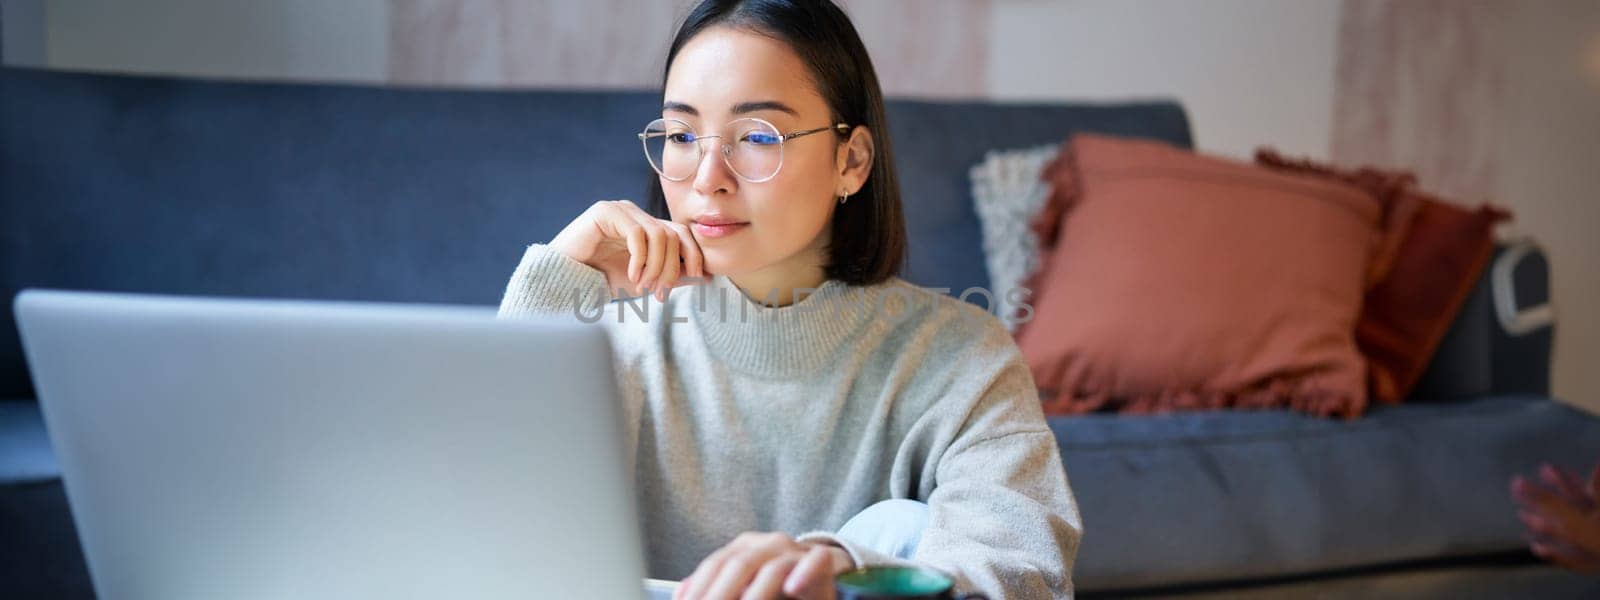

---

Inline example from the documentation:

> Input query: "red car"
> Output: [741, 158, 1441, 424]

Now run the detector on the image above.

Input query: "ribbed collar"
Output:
[677, 274, 884, 378]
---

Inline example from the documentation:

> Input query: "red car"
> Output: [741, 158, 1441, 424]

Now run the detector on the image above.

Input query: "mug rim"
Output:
[834, 565, 954, 596]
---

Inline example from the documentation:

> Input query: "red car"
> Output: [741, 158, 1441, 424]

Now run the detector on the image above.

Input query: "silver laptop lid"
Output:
[14, 289, 644, 599]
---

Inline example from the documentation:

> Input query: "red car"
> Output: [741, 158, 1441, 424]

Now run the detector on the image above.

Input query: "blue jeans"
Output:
[835, 499, 930, 560]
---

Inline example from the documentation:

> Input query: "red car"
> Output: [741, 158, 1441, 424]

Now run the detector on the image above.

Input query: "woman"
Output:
[498, 1, 1081, 598]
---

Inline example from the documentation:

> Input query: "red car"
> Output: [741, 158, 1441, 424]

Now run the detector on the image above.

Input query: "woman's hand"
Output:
[673, 532, 856, 600]
[1511, 461, 1600, 573]
[549, 200, 706, 302]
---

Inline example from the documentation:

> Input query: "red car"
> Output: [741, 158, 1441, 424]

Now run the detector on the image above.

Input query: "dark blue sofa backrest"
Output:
[0, 68, 1193, 398]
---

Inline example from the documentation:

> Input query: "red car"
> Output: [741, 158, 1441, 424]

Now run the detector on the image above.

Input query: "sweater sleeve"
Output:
[797, 352, 1082, 599]
[497, 243, 612, 319]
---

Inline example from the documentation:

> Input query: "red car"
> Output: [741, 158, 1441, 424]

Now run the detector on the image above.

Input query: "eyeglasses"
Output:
[639, 117, 849, 183]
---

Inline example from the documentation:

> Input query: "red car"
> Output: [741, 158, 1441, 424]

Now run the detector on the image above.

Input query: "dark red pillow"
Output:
[1255, 150, 1511, 403]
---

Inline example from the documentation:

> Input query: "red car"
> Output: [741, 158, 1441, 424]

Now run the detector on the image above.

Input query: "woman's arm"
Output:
[497, 243, 613, 319]
[500, 199, 705, 318]
[798, 356, 1082, 598]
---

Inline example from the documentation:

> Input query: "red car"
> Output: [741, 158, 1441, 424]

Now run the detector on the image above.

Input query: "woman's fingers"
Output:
[679, 547, 730, 600]
[599, 200, 708, 300]
[671, 574, 695, 600]
[703, 549, 773, 599]
[601, 200, 652, 292]
[695, 533, 798, 600]
[597, 204, 648, 286]
[615, 208, 670, 298]
[640, 224, 668, 295]
[666, 221, 706, 280]
[624, 225, 648, 291]
[562, 200, 706, 299]
[656, 228, 681, 302]
[625, 214, 705, 301]
[741, 554, 802, 600]
[675, 534, 846, 599]
[783, 545, 837, 599]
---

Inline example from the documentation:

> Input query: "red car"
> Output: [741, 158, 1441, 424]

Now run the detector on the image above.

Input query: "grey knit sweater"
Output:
[497, 244, 1081, 598]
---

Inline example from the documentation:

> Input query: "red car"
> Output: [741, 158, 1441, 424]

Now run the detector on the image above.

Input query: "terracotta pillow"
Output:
[1016, 134, 1385, 419]
[1254, 150, 1511, 403]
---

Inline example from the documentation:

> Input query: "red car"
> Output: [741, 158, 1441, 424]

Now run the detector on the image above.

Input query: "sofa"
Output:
[4, 67, 1598, 598]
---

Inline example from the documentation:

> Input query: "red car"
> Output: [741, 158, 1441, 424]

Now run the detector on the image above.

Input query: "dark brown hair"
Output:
[647, 0, 907, 285]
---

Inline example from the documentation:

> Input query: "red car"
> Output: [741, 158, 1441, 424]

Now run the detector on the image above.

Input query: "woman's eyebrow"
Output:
[731, 101, 799, 117]
[662, 101, 698, 116]
[661, 100, 799, 117]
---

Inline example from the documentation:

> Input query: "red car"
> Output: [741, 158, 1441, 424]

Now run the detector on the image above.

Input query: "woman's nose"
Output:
[691, 139, 738, 195]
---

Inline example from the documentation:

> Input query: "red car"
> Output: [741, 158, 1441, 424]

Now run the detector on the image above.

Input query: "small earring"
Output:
[838, 192, 849, 205]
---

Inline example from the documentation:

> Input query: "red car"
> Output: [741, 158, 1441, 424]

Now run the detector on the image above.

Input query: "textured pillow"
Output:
[1016, 133, 1386, 419]
[1254, 150, 1511, 403]
[969, 144, 1061, 331]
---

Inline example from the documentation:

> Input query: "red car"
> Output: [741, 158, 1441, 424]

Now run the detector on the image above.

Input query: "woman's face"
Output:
[660, 26, 852, 280]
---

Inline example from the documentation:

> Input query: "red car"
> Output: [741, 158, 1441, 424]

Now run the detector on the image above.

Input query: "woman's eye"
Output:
[667, 133, 696, 144]
[742, 132, 781, 146]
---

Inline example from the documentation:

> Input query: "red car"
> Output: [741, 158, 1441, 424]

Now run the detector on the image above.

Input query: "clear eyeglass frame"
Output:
[638, 116, 849, 183]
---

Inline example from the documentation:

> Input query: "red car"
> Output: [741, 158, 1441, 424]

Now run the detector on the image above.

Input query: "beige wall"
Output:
[16, 0, 1600, 413]
[987, 0, 1341, 161]
[40, 0, 389, 83]
[1493, 2, 1600, 416]
[0, 0, 46, 66]
[384, 0, 989, 97]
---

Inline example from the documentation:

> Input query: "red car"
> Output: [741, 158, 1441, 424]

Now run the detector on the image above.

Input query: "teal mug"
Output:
[834, 566, 989, 600]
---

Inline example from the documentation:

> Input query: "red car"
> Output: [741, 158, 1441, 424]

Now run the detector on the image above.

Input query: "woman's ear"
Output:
[836, 125, 874, 196]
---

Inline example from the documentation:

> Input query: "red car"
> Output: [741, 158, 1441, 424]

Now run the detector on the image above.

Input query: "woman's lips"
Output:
[692, 220, 749, 238]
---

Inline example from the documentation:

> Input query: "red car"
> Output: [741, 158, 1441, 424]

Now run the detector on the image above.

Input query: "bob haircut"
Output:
[647, 0, 908, 286]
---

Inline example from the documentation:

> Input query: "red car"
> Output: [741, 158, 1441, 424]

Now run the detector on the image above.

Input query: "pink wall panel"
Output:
[388, 0, 988, 97]
[1332, 0, 1507, 201]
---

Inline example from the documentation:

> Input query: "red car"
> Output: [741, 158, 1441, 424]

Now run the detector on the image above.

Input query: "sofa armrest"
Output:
[1491, 240, 1556, 336]
[1409, 242, 1554, 400]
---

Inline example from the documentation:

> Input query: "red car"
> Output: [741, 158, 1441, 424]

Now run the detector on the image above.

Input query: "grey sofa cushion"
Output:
[1102, 561, 1600, 599]
[1053, 394, 1600, 591]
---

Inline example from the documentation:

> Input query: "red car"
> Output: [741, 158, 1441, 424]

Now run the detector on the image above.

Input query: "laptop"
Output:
[14, 289, 675, 599]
